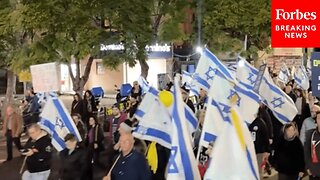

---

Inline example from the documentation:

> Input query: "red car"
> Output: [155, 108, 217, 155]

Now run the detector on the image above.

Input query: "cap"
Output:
[119, 119, 133, 132]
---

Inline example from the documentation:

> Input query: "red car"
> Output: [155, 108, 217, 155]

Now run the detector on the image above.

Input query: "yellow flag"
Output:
[146, 141, 158, 174]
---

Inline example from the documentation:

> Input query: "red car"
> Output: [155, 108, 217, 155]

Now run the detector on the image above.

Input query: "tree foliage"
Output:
[202, 0, 271, 60]
[0, 0, 191, 95]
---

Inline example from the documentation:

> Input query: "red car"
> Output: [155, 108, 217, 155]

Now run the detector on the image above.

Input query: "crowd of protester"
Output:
[1, 75, 320, 180]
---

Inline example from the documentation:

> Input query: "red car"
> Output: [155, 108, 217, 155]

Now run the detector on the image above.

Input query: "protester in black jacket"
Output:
[304, 111, 320, 179]
[86, 116, 104, 167]
[249, 116, 270, 178]
[83, 90, 97, 128]
[21, 124, 52, 180]
[59, 134, 91, 180]
[71, 113, 87, 147]
[71, 93, 84, 118]
[272, 122, 305, 180]
[258, 104, 273, 143]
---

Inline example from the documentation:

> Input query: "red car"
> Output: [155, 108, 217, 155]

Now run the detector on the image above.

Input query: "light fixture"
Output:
[196, 46, 203, 54]
[238, 58, 245, 67]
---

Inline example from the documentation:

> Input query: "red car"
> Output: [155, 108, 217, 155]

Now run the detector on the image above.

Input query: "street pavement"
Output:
[0, 95, 283, 179]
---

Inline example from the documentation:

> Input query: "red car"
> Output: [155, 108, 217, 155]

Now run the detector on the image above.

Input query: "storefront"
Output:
[83, 43, 173, 94]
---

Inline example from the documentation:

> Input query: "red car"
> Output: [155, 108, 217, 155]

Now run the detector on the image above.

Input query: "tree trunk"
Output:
[5, 70, 16, 105]
[139, 59, 149, 79]
[68, 56, 94, 97]
[23, 82, 27, 95]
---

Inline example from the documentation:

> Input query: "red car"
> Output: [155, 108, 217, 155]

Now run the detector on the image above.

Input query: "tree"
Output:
[3, 0, 193, 98]
[9, 0, 118, 95]
[202, 0, 271, 60]
[100, 0, 190, 79]
[0, 0, 30, 104]
[17, 0, 191, 84]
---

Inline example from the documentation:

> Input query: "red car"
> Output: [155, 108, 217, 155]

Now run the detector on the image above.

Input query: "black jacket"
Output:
[24, 134, 52, 173]
[249, 117, 270, 154]
[272, 135, 305, 175]
[59, 147, 91, 180]
[304, 129, 320, 177]
[71, 100, 84, 117]
[83, 98, 97, 115]
[258, 106, 273, 139]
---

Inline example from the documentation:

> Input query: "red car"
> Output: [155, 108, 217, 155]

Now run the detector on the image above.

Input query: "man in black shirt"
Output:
[21, 124, 52, 180]
[59, 133, 91, 180]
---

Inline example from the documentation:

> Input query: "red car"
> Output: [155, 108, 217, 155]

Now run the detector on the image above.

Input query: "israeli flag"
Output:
[236, 57, 258, 90]
[278, 63, 290, 84]
[133, 87, 198, 149]
[225, 61, 238, 77]
[133, 88, 172, 149]
[306, 58, 312, 77]
[257, 66, 298, 124]
[204, 108, 259, 180]
[198, 69, 260, 150]
[36, 92, 58, 112]
[167, 76, 201, 180]
[193, 48, 235, 92]
[137, 76, 151, 94]
[294, 65, 310, 90]
[182, 71, 199, 96]
[39, 96, 82, 151]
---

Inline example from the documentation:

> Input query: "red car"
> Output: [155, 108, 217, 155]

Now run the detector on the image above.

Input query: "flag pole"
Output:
[20, 156, 27, 174]
[105, 154, 121, 177]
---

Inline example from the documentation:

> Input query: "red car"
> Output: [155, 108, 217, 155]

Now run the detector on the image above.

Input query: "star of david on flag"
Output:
[205, 66, 216, 81]
[192, 48, 235, 92]
[55, 117, 65, 129]
[253, 64, 298, 124]
[197, 68, 260, 154]
[271, 97, 285, 108]
[39, 96, 82, 151]
[166, 76, 201, 180]
[247, 72, 256, 85]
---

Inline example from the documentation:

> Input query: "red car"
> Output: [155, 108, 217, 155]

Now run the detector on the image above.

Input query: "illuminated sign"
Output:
[100, 43, 172, 59]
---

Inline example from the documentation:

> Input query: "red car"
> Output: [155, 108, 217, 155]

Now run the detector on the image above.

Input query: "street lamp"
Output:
[196, 46, 203, 54]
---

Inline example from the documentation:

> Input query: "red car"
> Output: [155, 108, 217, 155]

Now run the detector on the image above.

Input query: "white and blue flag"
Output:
[204, 108, 259, 180]
[133, 87, 198, 149]
[294, 65, 310, 90]
[137, 76, 151, 94]
[39, 96, 82, 151]
[239, 62, 298, 124]
[36, 92, 58, 112]
[198, 69, 260, 150]
[306, 58, 312, 77]
[167, 76, 201, 180]
[133, 87, 172, 149]
[236, 57, 258, 89]
[193, 48, 235, 92]
[278, 63, 290, 84]
[182, 71, 199, 96]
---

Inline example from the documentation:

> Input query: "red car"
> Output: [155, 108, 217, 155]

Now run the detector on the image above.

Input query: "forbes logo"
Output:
[276, 9, 317, 20]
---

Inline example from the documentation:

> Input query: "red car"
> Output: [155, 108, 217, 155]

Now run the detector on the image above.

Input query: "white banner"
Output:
[30, 62, 61, 92]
